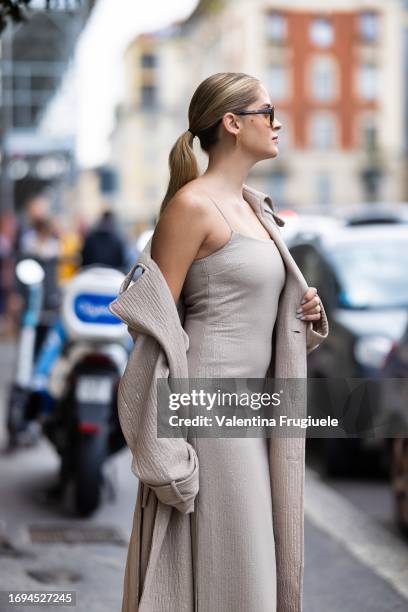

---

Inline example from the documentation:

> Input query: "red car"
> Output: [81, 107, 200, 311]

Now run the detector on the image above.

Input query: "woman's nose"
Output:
[273, 120, 282, 131]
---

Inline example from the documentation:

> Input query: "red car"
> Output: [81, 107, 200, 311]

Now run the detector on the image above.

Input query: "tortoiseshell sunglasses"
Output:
[213, 106, 275, 131]
[234, 105, 275, 127]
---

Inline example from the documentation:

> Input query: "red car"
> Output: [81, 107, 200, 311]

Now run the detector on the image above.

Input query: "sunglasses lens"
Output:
[270, 108, 274, 126]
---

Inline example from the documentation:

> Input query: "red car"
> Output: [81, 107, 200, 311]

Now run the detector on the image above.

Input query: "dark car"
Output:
[379, 325, 408, 533]
[288, 222, 408, 476]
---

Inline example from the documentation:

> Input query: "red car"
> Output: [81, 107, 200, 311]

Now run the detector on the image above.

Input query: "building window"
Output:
[141, 85, 158, 107]
[358, 64, 378, 100]
[265, 12, 287, 43]
[266, 64, 288, 100]
[310, 17, 334, 48]
[361, 167, 382, 202]
[141, 53, 158, 68]
[98, 167, 117, 194]
[360, 115, 378, 151]
[359, 12, 379, 43]
[316, 173, 332, 206]
[310, 56, 337, 101]
[309, 113, 337, 150]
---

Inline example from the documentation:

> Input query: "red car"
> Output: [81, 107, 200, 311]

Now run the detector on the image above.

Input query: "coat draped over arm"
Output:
[109, 260, 199, 514]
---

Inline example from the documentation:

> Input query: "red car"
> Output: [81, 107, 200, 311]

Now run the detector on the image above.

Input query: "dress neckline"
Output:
[191, 230, 273, 265]
[231, 230, 271, 243]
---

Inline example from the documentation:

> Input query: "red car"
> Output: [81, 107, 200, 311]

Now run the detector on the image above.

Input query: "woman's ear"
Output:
[222, 113, 240, 137]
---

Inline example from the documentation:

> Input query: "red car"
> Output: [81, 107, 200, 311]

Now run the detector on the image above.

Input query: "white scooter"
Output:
[39, 265, 131, 516]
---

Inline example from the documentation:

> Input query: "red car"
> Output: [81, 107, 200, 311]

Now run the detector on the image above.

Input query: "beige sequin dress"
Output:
[181, 197, 286, 611]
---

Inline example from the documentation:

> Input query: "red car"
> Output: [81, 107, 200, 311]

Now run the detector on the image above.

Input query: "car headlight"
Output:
[354, 335, 394, 369]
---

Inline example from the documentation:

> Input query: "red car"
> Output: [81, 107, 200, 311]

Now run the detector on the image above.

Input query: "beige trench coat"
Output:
[108, 184, 329, 612]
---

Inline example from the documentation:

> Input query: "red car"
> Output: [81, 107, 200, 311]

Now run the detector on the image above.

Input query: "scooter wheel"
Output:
[74, 431, 108, 517]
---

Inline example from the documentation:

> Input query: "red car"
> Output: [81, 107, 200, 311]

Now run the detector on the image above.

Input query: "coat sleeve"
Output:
[117, 330, 199, 515]
[306, 298, 329, 355]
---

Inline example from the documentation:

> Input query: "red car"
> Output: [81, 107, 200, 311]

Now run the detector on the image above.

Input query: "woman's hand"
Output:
[296, 287, 322, 321]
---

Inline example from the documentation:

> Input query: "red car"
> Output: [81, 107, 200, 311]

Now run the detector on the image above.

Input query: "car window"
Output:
[327, 237, 408, 309]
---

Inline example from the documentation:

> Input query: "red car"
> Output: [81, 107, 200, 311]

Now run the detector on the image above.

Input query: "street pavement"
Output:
[0, 340, 407, 611]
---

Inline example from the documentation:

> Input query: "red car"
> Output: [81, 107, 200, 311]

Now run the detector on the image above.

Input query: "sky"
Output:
[42, 0, 198, 168]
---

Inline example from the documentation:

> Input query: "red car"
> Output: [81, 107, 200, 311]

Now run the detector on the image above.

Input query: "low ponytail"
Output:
[158, 130, 199, 216]
[158, 72, 261, 217]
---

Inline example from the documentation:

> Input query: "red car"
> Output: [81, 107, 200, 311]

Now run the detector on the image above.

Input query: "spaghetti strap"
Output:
[207, 196, 234, 234]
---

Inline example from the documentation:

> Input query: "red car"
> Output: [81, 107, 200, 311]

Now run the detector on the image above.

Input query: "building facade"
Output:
[111, 0, 406, 223]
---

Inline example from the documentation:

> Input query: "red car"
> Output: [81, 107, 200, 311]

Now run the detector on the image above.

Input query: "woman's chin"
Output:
[256, 146, 279, 161]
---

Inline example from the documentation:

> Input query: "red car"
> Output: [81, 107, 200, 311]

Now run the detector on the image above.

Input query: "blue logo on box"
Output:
[74, 294, 121, 324]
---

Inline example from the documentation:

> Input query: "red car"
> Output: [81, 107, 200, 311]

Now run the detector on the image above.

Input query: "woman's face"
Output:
[234, 83, 282, 161]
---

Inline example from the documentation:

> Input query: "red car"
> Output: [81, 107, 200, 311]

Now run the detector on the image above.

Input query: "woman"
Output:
[112, 72, 328, 612]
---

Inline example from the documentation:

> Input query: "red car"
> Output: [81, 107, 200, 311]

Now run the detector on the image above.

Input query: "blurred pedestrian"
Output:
[80, 209, 128, 272]
[18, 215, 62, 354]
[57, 224, 82, 284]
[14, 193, 50, 256]
[20, 217, 60, 260]
[0, 211, 16, 335]
[5, 193, 50, 336]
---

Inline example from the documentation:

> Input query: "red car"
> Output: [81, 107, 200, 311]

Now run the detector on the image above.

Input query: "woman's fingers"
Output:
[301, 312, 321, 321]
[297, 287, 321, 320]
[301, 287, 317, 305]
[302, 296, 321, 312]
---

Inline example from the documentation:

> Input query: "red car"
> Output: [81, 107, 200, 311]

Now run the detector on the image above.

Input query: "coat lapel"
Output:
[242, 184, 329, 356]
[242, 184, 310, 293]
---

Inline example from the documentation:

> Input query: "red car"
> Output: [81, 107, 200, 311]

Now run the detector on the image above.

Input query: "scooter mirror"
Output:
[16, 258, 45, 286]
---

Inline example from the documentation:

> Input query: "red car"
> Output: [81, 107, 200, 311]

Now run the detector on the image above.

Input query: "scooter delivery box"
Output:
[62, 267, 128, 341]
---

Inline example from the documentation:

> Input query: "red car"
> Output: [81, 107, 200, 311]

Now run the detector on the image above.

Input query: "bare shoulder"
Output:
[154, 182, 214, 243]
[165, 182, 212, 223]
[150, 182, 213, 302]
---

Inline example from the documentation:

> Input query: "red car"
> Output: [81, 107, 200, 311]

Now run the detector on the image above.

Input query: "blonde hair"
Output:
[159, 72, 261, 215]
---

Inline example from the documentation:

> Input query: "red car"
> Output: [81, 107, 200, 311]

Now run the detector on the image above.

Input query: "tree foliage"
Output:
[0, 1, 30, 33]
[0, 1, 82, 35]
